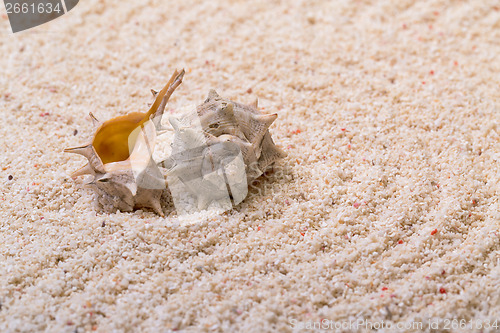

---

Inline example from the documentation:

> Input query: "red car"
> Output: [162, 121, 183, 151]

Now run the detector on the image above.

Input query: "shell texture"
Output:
[171, 90, 286, 179]
[64, 71, 286, 215]
[160, 90, 286, 213]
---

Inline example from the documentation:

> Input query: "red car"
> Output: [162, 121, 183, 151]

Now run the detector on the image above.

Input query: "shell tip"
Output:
[207, 89, 220, 101]
[251, 98, 258, 109]
[89, 112, 101, 126]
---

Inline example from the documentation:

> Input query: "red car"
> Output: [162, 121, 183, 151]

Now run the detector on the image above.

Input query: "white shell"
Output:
[159, 90, 286, 213]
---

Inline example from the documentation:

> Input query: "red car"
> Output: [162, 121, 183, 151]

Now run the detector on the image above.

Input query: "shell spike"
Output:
[206, 89, 220, 102]
[152, 203, 164, 216]
[256, 113, 278, 129]
[70, 163, 95, 177]
[252, 112, 278, 147]
[241, 112, 278, 151]
[148, 69, 185, 129]
[258, 134, 287, 171]
[148, 197, 164, 217]
[88, 112, 101, 127]
[151, 89, 158, 97]
[64, 143, 92, 157]
[64, 144, 105, 173]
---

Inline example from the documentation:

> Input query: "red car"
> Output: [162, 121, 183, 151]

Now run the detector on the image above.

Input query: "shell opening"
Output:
[91, 69, 185, 165]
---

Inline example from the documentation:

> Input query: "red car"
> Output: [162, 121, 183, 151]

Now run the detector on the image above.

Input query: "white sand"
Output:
[1, 0, 499, 332]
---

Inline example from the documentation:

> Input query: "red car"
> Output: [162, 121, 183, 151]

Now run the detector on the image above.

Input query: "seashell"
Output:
[65, 71, 286, 216]
[64, 69, 185, 216]
[159, 90, 286, 213]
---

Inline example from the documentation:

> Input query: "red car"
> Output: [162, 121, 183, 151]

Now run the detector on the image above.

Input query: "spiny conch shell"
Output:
[159, 90, 286, 214]
[64, 69, 185, 216]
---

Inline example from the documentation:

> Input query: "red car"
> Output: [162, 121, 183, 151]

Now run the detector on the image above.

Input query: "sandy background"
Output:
[1, 0, 499, 332]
